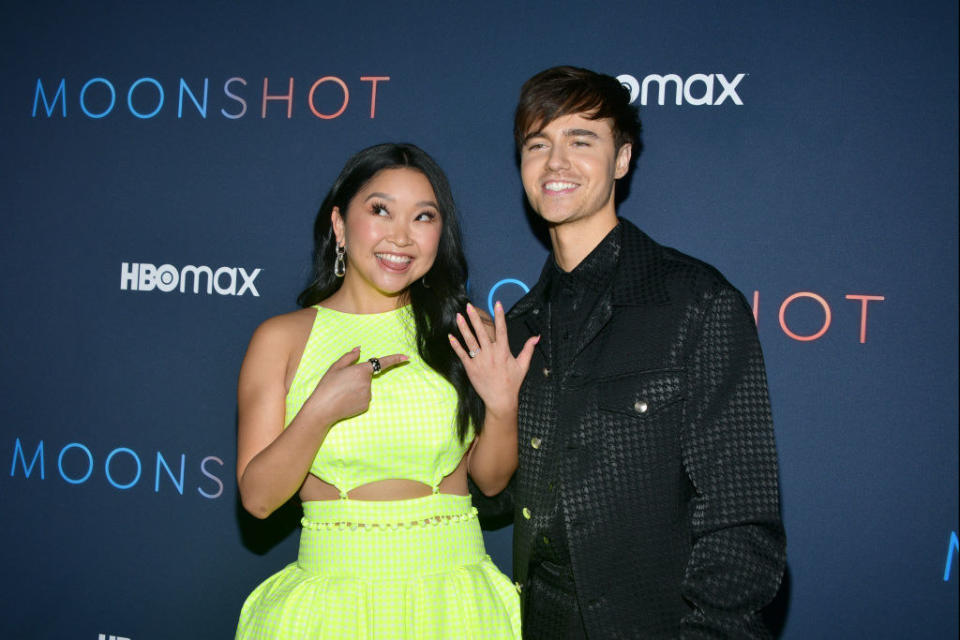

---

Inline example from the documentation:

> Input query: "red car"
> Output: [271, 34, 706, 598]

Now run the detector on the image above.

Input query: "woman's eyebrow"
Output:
[365, 192, 438, 209]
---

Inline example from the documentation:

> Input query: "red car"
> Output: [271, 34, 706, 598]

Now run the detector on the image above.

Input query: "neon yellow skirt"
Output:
[236, 493, 521, 639]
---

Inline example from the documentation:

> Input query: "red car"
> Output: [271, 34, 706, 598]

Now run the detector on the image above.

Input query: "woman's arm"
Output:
[236, 314, 332, 518]
[466, 403, 519, 496]
[451, 301, 538, 496]
[236, 313, 406, 518]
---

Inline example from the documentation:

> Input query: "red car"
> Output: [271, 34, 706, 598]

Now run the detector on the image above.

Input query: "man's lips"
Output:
[543, 180, 579, 193]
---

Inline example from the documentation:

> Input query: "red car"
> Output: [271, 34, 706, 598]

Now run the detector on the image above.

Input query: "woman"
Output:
[235, 143, 536, 639]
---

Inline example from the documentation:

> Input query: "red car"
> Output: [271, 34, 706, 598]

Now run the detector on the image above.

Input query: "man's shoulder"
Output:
[617, 218, 740, 304]
[505, 256, 551, 321]
[504, 218, 746, 319]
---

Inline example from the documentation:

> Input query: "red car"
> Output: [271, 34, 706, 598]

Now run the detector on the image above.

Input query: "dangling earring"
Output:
[421, 275, 430, 288]
[334, 243, 346, 278]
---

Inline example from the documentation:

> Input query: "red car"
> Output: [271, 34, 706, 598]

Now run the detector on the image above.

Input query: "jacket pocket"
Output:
[597, 369, 685, 419]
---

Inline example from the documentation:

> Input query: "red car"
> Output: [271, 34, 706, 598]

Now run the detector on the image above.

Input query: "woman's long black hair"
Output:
[297, 143, 483, 442]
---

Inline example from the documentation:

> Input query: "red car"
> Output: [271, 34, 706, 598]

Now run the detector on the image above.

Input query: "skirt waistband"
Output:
[297, 494, 486, 579]
[301, 492, 476, 528]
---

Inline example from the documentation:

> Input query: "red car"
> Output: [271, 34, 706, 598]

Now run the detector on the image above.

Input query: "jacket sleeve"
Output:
[679, 285, 786, 638]
[468, 476, 515, 529]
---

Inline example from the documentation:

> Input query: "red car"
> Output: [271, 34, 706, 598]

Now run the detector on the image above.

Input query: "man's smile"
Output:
[543, 180, 580, 193]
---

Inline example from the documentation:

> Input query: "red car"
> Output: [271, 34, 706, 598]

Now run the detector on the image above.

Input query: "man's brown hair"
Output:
[514, 65, 642, 154]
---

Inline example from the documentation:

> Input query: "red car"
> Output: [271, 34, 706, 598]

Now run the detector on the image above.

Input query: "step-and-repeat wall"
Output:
[2, 2, 957, 638]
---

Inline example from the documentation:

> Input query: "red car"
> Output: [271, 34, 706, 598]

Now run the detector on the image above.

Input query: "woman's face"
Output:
[333, 167, 443, 304]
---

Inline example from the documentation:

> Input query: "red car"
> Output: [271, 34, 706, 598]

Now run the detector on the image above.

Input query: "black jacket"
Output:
[476, 219, 786, 638]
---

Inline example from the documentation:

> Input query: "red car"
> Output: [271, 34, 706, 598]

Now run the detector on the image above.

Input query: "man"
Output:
[478, 66, 786, 638]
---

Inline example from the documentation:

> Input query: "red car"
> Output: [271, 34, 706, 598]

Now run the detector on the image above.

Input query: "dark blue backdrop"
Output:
[2, 1, 957, 638]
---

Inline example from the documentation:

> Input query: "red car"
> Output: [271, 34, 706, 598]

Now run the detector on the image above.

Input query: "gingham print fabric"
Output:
[238, 305, 520, 638]
[285, 305, 469, 493]
[236, 496, 521, 639]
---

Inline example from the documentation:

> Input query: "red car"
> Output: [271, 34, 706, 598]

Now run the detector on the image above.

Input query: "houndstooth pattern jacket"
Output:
[475, 219, 786, 638]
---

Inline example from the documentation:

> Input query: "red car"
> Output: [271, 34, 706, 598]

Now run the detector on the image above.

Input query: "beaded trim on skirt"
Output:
[236, 493, 521, 639]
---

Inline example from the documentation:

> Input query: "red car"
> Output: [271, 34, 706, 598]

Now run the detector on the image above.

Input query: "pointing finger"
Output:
[364, 353, 409, 374]
[332, 347, 362, 368]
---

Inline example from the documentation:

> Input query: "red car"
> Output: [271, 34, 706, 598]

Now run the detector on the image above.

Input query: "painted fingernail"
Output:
[495, 300, 502, 310]
[456, 313, 464, 322]
[466, 303, 474, 312]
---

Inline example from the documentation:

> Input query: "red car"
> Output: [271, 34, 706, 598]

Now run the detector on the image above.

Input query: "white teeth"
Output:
[544, 181, 577, 191]
[376, 253, 412, 264]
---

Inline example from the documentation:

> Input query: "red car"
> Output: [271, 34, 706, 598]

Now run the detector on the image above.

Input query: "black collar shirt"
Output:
[531, 223, 622, 570]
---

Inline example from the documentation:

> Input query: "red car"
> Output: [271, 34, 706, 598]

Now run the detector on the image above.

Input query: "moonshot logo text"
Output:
[121, 262, 262, 297]
[485, 278, 885, 344]
[33, 75, 390, 120]
[9, 437, 224, 500]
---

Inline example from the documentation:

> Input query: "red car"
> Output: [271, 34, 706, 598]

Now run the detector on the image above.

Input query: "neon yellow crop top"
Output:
[285, 305, 472, 496]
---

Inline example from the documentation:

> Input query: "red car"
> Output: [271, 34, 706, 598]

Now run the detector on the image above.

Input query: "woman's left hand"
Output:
[448, 301, 539, 419]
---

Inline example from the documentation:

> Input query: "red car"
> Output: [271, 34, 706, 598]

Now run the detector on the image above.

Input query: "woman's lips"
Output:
[375, 252, 413, 272]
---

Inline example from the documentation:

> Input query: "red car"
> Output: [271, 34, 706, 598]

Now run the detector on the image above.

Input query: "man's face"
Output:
[519, 112, 631, 228]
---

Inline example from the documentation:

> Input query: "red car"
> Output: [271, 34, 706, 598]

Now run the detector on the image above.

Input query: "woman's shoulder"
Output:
[249, 307, 318, 350]
[240, 308, 319, 387]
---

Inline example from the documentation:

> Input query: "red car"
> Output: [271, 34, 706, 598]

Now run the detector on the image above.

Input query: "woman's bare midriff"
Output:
[298, 453, 470, 502]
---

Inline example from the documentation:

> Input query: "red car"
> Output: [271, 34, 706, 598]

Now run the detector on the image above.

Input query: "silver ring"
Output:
[368, 357, 381, 374]
[468, 350, 478, 359]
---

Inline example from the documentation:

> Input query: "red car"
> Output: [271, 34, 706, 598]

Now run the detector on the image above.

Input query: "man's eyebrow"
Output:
[522, 128, 601, 145]
[563, 128, 600, 138]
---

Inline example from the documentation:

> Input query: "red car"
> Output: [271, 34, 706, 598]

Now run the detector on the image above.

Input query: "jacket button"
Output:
[522, 507, 532, 519]
[531, 437, 542, 449]
[542, 367, 551, 377]
[634, 400, 648, 414]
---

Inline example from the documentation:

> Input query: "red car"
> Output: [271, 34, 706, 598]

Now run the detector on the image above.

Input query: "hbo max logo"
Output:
[616, 72, 745, 106]
[121, 262, 261, 296]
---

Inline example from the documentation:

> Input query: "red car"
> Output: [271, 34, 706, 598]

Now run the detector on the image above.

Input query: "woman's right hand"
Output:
[236, 322, 408, 519]
[303, 347, 408, 425]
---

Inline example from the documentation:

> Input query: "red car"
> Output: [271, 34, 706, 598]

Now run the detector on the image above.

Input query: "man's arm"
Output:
[680, 285, 787, 638]
[468, 476, 515, 529]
